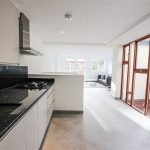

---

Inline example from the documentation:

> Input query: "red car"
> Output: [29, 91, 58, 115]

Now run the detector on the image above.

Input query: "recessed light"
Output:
[60, 30, 64, 34]
[103, 41, 106, 44]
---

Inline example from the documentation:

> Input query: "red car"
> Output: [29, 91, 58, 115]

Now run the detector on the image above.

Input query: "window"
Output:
[76, 59, 86, 73]
[66, 58, 75, 72]
[65, 58, 86, 73]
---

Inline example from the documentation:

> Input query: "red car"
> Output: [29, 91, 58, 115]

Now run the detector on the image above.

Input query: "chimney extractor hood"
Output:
[19, 13, 43, 56]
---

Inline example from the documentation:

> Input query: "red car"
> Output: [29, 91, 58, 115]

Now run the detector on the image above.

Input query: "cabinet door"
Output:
[47, 91, 54, 111]
[38, 93, 47, 147]
[0, 117, 26, 150]
[26, 104, 38, 150]
[47, 102, 54, 124]
[47, 85, 54, 98]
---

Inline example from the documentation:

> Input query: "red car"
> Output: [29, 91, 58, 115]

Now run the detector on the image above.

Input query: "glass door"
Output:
[131, 38, 150, 115]
[126, 43, 135, 105]
[120, 45, 130, 102]
[146, 41, 150, 116]
[148, 84, 150, 116]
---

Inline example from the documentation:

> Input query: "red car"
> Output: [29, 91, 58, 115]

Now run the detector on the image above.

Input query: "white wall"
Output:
[19, 44, 113, 79]
[111, 46, 122, 98]
[0, 0, 19, 64]
[19, 33, 49, 73]
[0, 0, 112, 78]
[0, 0, 45, 65]
[19, 3, 113, 75]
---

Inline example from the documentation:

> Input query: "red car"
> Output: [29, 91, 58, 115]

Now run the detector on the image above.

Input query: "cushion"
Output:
[97, 75, 102, 80]
[101, 75, 105, 79]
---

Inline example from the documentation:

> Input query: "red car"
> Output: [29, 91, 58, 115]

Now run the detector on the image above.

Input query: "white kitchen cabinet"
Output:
[47, 85, 54, 98]
[0, 84, 55, 150]
[37, 93, 48, 147]
[47, 102, 54, 124]
[25, 104, 38, 150]
[0, 104, 39, 150]
[47, 91, 54, 110]
[0, 117, 26, 150]
[47, 84, 54, 124]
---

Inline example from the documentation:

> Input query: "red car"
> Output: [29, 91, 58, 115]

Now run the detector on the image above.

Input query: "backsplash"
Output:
[0, 66, 28, 90]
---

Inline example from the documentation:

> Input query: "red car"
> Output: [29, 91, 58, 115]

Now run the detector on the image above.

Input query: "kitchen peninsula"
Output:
[29, 72, 84, 113]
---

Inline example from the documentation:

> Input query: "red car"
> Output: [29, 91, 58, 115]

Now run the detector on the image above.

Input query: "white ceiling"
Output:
[13, 0, 150, 45]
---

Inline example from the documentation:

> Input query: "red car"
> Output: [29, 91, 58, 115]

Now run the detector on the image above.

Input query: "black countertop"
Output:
[0, 80, 54, 141]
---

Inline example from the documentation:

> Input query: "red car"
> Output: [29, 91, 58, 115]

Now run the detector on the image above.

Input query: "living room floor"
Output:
[84, 82, 106, 88]
[42, 87, 150, 150]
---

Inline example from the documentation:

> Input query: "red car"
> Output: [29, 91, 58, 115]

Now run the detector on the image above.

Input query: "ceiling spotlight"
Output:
[103, 41, 106, 44]
[60, 30, 64, 34]
[65, 13, 72, 21]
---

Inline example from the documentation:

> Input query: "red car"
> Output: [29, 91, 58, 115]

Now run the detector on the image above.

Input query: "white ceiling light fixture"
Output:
[102, 41, 107, 45]
[60, 30, 64, 34]
[65, 13, 72, 21]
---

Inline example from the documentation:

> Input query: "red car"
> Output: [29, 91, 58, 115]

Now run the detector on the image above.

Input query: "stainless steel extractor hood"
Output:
[20, 48, 43, 56]
[19, 13, 43, 56]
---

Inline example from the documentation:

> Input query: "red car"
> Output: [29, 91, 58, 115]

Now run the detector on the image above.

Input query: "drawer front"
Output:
[47, 85, 54, 98]
[47, 102, 54, 123]
[47, 91, 54, 110]
[38, 94, 48, 147]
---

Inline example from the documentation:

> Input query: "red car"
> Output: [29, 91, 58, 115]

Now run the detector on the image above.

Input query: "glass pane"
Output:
[127, 43, 135, 104]
[122, 65, 128, 101]
[148, 85, 150, 116]
[136, 38, 150, 69]
[133, 74, 147, 113]
[124, 46, 129, 61]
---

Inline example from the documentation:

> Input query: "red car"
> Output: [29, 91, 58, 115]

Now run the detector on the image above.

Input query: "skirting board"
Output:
[53, 110, 83, 114]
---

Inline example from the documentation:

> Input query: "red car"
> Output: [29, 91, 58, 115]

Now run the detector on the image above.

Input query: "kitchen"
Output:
[1, 0, 150, 150]
[0, 0, 84, 149]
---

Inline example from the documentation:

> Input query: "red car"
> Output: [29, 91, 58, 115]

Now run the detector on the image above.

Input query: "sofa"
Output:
[97, 74, 112, 87]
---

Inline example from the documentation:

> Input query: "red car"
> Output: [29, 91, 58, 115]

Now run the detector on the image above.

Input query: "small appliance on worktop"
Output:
[0, 66, 54, 140]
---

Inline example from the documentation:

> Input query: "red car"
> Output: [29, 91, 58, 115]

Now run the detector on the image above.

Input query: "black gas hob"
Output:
[17, 81, 49, 90]
[0, 79, 54, 105]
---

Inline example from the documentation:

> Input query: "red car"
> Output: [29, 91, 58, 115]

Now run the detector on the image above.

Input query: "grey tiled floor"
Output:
[42, 88, 150, 150]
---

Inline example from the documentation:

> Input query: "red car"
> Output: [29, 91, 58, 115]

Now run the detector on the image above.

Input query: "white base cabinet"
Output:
[47, 85, 54, 124]
[26, 104, 39, 150]
[0, 104, 39, 150]
[0, 84, 55, 150]
[38, 93, 48, 147]
[0, 117, 26, 150]
[38, 86, 54, 147]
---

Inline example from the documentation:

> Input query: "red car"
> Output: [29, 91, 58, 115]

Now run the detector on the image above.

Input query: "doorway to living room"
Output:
[84, 59, 112, 89]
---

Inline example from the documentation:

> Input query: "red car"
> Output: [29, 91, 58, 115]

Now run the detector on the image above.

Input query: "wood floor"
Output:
[42, 87, 150, 150]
